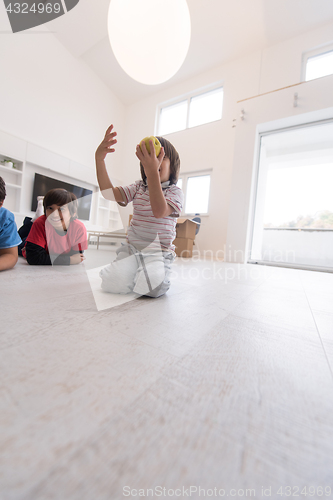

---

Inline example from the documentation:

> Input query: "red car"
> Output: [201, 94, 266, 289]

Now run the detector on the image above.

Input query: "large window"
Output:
[157, 86, 223, 136]
[177, 172, 211, 215]
[249, 120, 333, 271]
[303, 46, 333, 81]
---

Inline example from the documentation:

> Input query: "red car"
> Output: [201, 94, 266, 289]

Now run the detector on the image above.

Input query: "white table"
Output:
[87, 230, 127, 249]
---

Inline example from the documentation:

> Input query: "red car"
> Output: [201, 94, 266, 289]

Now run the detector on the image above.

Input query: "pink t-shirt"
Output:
[23, 215, 88, 256]
[118, 180, 183, 251]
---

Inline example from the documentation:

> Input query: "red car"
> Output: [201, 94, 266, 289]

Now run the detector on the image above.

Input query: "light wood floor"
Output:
[1, 249, 333, 500]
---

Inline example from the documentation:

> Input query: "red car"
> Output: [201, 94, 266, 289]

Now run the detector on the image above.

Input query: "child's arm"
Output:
[26, 243, 84, 265]
[95, 124, 124, 203]
[25, 242, 83, 265]
[145, 172, 174, 218]
[136, 142, 173, 218]
[0, 247, 18, 271]
[25, 242, 52, 265]
[69, 243, 85, 265]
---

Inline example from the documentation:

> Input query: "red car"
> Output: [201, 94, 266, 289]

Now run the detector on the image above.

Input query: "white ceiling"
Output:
[15, 0, 333, 104]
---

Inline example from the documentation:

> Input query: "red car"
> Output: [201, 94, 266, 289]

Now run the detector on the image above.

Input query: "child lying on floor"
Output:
[0, 176, 21, 271]
[95, 124, 183, 298]
[21, 188, 87, 265]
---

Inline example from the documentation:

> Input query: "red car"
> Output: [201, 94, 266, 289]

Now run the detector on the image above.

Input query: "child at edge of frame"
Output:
[0, 176, 22, 271]
[95, 124, 184, 298]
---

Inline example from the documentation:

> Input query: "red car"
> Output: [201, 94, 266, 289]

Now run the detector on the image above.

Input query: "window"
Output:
[157, 86, 223, 136]
[303, 45, 333, 81]
[159, 100, 187, 135]
[249, 120, 333, 271]
[188, 88, 223, 128]
[177, 172, 211, 215]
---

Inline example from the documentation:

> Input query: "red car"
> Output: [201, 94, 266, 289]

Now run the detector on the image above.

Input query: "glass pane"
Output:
[250, 121, 333, 270]
[188, 88, 223, 128]
[306, 50, 333, 81]
[185, 175, 210, 214]
[177, 178, 183, 190]
[158, 100, 187, 135]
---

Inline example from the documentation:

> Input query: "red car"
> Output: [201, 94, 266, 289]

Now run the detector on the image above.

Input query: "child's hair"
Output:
[43, 188, 78, 219]
[0, 176, 6, 204]
[140, 136, 180, 185]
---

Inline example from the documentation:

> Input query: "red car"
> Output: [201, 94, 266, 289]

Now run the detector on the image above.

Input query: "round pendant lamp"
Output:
[107, 0, 191, 85]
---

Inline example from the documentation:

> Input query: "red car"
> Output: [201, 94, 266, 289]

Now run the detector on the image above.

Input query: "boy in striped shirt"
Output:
[95, 124, 183, 298]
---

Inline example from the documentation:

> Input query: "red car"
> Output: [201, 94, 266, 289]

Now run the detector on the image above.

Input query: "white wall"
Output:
[0, 27, 125, 177]
[122, 20, 333, 257]
[260, 20, 333, 94]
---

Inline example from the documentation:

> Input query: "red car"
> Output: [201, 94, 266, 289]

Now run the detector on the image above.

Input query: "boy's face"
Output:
[46, 204, 71, 231]
[159, 156, 171, 183]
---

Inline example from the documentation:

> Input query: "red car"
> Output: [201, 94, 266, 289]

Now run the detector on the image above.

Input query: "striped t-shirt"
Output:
[118, 180, 183, 252]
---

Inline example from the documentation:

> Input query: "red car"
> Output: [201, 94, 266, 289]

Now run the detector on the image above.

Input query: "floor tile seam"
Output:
[141, 313, 234, 346]
[0, 344, 136, 384]
[234, 438, 318, 485]
[184, 281, 259, 300]
[234, 300, 317, 314]
[217, 277, 274, 315]
[186, 278, 262, 312]
[305, 307, 333, 315]
[145, 375, 236, 409]
[0, 328, 61, 352]
[305, 289, 333, 296]
[224, 312, 318, 338]
[111, 330, 192, 364]
[255, 273, 302, 293]
[117, 332, 199, 357]
[310, 309, 333, 320]
[112, 324, 192, 344]
[0, 286, 91, 296]
[0, 312, 107, 351]
[227, 300, 318, 329]
[157, 355, 225, 389]
[153, 320, 275, 386]
[301, 281, 333, 384]
[130, 388, 243, 440]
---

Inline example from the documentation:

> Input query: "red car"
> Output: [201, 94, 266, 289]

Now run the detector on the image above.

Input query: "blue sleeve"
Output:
[0, 216, 22, 249]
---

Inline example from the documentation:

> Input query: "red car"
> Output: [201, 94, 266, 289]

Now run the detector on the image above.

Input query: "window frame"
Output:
[177, 169, 212, 217]
[156, 83, 224, 136]
[301, 43, 333, 82]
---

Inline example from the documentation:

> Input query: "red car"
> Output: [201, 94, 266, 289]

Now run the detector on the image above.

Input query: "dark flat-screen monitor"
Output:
[31, 173, 93, 221]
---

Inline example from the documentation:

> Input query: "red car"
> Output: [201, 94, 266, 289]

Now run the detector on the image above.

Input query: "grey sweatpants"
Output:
[99, 243, 175, 298]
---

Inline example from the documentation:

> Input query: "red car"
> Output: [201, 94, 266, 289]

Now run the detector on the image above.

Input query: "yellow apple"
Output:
[140, 136, 161, 157]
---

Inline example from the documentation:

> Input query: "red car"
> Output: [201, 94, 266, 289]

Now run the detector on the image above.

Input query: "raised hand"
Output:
[95, 124, 117, 161]
[95, 124, 124, 203]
